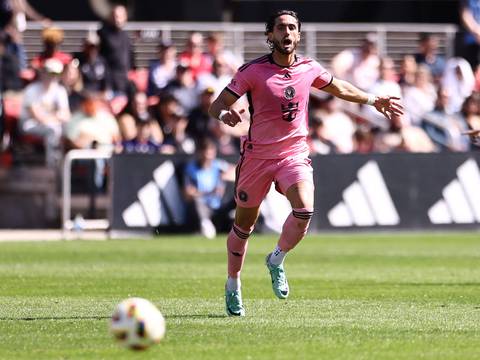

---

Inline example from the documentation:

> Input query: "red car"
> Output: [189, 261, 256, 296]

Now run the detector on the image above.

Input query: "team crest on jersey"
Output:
[284, 86, 296, 100]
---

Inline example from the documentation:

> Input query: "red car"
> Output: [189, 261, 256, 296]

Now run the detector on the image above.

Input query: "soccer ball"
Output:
[110, 297, 166, 350]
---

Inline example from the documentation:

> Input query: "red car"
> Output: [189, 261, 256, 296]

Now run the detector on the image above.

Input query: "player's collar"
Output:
[268, 53, 298, 68]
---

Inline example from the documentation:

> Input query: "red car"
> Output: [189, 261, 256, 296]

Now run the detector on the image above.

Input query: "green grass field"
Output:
[0, 233, 479, 359]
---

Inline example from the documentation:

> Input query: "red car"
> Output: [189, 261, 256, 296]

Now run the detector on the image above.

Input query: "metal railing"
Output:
[62, 149, 112, 238]
[25, 21, 458, 68]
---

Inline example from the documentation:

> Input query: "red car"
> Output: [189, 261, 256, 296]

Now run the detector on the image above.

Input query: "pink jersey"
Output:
[226, 53, 333, 159]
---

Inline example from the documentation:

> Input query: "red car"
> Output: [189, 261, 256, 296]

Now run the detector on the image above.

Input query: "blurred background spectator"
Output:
[147, 40, 177, 96]
[179, 31, 211, 80]
[18, 58, 70, 166]
[331, 33, 380, 90]
[31, 27, 72, 70]
[182, 137, 233, 238]
[414, 33, 446, 83]
[97, 4, 134, 96]
[75, 32, 109, 93]
[65, 92, 119, 151]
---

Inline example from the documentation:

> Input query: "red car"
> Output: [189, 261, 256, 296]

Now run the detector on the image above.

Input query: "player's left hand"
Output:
[373, 96, 404, 121]
[462, 129, 480, 146]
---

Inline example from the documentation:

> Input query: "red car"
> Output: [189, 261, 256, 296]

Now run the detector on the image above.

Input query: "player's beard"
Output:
[272, 37, 298, 55]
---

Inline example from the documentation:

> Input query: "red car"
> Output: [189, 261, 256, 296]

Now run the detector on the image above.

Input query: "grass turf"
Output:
[0, 233, 479, 359]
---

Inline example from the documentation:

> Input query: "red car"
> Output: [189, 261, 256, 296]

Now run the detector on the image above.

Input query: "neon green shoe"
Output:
[225, 289, 245, 317]
[265, 254, 289, 299]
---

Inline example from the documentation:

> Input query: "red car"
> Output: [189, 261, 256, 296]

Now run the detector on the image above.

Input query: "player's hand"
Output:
[373, 96, 404, 121]
[462, 129, 480, 146]
[220, 109, 245, 127]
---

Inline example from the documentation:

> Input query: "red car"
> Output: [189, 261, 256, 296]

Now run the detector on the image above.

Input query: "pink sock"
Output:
[278, 208, 314, 252]
[227, 224, 253, 278]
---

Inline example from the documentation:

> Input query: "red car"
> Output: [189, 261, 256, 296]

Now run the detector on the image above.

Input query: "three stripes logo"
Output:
[121, 161, 185, 227]
[327, 161, 400, 227]
[428, 159, 480, 224]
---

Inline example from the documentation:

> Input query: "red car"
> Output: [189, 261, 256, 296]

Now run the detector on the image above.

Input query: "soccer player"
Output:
[209, 10, 403, 317]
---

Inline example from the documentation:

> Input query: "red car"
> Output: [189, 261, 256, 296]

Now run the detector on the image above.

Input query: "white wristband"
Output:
[219, 110, 229, 121]
[366, 94, 376, 106]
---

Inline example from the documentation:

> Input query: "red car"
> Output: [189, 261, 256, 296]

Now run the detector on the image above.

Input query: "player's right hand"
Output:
[221, 109, 245, 127]
[462, 129, 480, 146]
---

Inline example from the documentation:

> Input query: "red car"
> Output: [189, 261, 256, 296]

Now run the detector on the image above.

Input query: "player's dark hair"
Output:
[265, 10, 301, 51]
[265, 10, 301, 34]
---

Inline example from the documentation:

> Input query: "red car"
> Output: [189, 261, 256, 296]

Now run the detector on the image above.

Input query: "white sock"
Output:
[226, 277, 241, 292]
[269, 246, 286, 265]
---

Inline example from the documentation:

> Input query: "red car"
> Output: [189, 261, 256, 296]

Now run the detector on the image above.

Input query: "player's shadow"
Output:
[0, 314, 227, 321]
[166, 314, 226, 319]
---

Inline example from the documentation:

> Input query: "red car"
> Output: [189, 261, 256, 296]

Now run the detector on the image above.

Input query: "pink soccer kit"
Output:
[225, 53, 333, 207]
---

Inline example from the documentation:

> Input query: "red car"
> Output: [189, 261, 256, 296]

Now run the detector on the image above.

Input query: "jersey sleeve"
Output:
[225, 68, 252, 98]
[311, 61, 333, 89]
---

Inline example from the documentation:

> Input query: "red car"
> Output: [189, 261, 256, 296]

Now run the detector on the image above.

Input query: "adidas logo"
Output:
[284, 72, 291, 79]
[327, 161, 400, 227]
[121, 161, 185, 227]
[428, 159, 480, 224]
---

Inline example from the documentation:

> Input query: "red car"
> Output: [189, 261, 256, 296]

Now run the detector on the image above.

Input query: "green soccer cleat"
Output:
[265, 254, 289, 299]
[225, 288, 245, 317]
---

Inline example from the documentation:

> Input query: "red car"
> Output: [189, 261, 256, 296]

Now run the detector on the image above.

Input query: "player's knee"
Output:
[291, 208, 314, 233]
[227, 224, 253, 256]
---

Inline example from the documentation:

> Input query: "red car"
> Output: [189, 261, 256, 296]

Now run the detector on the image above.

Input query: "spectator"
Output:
[178, 31, 211, 79]
[76, 32, 108, 93]
[197, 55, 233, 96]
[0, 30, 21, 92]
[18, 58, 70, 166]
[402, 65, 437, 125]
[459, 0, 480, 69]
[421, 87, 470, 151]
[310, 94, 356, 153]
[352, 127, 375, 153]
[441, 57, 475, 114]
[187, 86, 217, 140]
[117, 91, 162, 143]
[1, 0, 51, 69]
[154, 93, 194, 154]
[31, 27, 72, 70]
[204, 32, 242, 75]
[147, 40, 177, 96]
[164, 63, 199, 113]
[98, 4, 135, 95]
[414, 33, 446, 83]
[65, 93, 120, 151]
[461, 93, 480, 134]
[61, 59, 84, 112]
[374, 114, 436, 153]
[308, 116, 337, 155]
[331, 33, 380, 90]
[183, 137, 233, 239]
[121, 120, 161, 154]
[398, 54, 417, 88]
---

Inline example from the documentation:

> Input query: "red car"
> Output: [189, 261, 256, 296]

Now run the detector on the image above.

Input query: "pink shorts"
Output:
[234, 154, 314, 208]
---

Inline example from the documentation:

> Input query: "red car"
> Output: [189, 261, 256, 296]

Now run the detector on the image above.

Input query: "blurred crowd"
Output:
[1, 4, 480, 171]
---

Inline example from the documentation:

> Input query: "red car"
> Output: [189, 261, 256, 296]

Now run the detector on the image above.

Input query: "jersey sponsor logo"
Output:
[428, 159, 480, 224]
[283, 72, 291, 79]
[281, 102, 299, 122]
[327, 161, 400, 227]
[284, 86, 295, 100]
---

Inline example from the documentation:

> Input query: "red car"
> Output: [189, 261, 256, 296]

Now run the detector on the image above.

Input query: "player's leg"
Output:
[225, 205, 260, 317]
[266, 157, 315, 299]
[225, 156, 274, 316]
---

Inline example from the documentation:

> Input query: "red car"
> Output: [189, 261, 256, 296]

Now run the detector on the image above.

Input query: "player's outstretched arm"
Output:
[322, 78, 403, 121]
[462, 129, 480, 146]
[209, 89, 245, 127]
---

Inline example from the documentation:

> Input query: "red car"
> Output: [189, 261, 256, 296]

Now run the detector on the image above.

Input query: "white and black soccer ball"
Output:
[110, 297, 166, 350]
